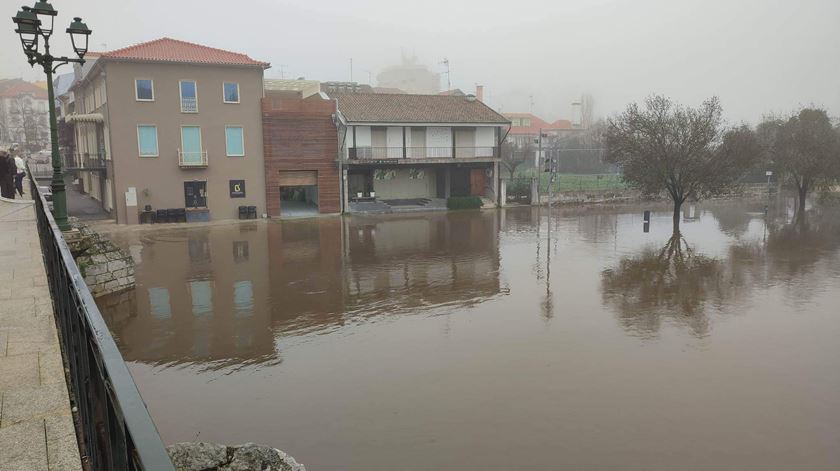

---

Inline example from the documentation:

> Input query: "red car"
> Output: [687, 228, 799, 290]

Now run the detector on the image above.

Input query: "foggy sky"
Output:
[2, 0, 838, 124]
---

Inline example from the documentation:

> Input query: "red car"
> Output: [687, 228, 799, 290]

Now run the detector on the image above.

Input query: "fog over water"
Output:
[2, 0, 838, 122]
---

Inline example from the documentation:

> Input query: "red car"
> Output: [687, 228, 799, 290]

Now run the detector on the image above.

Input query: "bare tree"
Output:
[500, 140, 530, 180]
[759, 108, 840, 218]
[9, 95, 48, 152]
[605, 95, 759, 233]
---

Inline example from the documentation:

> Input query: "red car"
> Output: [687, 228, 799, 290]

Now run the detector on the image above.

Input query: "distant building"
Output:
[0, 79, 49, 150]
[376, 54, 440, 95]
[321, 81, 373, 94]
[264, 79, 321, 98]
[333, 92, 509, 211]
[63, 38, 269, 224]
[503, 112, 574, 148]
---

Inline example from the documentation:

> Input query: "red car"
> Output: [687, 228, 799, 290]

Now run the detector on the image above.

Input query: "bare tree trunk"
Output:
[796, 184, 808, 223]
[673, 200, 682, 234]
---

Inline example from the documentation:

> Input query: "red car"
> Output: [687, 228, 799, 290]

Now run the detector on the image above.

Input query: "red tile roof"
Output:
[0, 79, 48, 99]
[333, 93, 509, 124]
[504, 112, 572, 135]
[100, 38, 269, 68]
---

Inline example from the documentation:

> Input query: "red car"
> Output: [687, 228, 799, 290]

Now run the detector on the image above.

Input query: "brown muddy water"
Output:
[99, 199, 840, 471]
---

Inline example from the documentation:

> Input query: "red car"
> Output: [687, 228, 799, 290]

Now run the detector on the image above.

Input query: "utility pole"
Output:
[441, 58, 450, 91]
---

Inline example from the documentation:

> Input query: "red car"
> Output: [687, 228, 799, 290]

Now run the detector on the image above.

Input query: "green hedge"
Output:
[447, 196, 483, 210]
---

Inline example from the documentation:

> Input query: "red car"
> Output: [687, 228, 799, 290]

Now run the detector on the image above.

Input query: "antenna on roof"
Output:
[440, 58, 450, 92]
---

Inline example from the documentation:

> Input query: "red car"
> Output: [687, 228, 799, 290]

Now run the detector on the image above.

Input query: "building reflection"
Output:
[100, 212, 502, 369]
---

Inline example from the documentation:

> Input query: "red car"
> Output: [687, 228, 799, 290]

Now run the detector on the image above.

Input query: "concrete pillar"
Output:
[530, 177, 539, 206]
[500, 179, 507, 207]
[444, 167, 452, 198]
[493, 161, 500, 206]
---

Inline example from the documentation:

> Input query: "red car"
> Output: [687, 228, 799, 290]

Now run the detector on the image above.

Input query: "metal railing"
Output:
[178, 150, 208, 167]
[28, 166, 175, 471]
[349, 146, 497, 160]
[180, 97, 198, 113]
[65, 152, 107, 171]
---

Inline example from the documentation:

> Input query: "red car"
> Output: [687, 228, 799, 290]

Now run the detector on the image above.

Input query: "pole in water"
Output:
[643, 210, 651, 233]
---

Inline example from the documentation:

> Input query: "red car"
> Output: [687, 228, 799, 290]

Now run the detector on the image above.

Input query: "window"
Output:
[135, 79, 154, 101]
[184, 181, 207, 208]
[180, 80, 198, 112]
[180, 126, 205, 166]
[225, 126, 245, 156]
[223, 82, 240, 103]
[137, 125, 158, 157]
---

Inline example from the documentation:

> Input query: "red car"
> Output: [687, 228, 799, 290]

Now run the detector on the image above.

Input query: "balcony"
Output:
[179, 150, 208, 168]
[349, 146, 497, 160]
[180, 97, 198, 113]
[64, 152, 107, 171]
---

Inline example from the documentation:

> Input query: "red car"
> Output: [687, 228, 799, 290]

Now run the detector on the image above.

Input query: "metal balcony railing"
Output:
[27, 165, 175, 471]
[180, 97, 198, 113]
[64, 152, 107, 171]
[349, 146, 497, 160]
[178, 150, 208, 167]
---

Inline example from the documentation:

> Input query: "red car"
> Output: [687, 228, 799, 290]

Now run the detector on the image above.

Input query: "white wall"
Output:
[426, 127, 451, 157]
[386, 126, 403, 158]
[372, 168, 437, 199]
[476, 127, 495, 157]
[355, 126, 371, 146]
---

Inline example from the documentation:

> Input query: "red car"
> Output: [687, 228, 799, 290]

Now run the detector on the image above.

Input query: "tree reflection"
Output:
[601, 233, 727, 338]
[602, 204, 840, 338]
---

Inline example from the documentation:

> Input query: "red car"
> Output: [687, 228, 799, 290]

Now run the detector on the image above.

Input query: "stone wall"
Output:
[66, 219, 135, 298]
[167, 442, 305, 471]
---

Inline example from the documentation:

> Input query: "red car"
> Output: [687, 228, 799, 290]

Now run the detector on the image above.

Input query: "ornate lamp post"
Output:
[12, 2, 91, 231]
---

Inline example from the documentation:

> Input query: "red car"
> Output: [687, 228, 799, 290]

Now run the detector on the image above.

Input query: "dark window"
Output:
[184, 181, 207, 208]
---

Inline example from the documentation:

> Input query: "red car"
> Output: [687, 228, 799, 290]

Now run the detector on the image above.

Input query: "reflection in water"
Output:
[601, 233, 725, 337]
[101, 212, 503, 370]
[96, 202, 840, 471]
[602, 204, 840, 338]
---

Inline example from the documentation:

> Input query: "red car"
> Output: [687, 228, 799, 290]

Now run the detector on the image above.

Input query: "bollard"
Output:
[643, 210, 651, 222]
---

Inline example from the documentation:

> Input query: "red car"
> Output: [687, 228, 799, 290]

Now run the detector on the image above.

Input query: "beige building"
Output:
[65, 38, 269, 224]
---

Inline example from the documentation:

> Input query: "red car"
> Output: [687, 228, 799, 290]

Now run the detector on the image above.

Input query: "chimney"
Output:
[476, 85, 484, 102]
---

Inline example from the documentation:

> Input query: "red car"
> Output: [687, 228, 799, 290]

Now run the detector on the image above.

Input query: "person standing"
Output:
[0, 151, 16, 199]
[14, 154, 25, 197]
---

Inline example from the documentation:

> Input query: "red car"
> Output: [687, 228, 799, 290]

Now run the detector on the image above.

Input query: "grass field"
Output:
[514, 171, 629, 192]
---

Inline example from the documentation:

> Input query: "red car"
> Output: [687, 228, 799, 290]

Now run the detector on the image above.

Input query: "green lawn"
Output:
[515, 171, 629, 192]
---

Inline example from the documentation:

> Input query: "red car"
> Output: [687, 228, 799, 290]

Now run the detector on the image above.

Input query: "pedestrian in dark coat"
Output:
[0, 151, 17, 199]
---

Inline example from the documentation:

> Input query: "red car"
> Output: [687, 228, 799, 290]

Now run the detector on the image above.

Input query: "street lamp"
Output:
[12, 2, 91, 231]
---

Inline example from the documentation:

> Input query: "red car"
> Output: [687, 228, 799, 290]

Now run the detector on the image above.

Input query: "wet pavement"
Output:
[99, 198, 840, 471]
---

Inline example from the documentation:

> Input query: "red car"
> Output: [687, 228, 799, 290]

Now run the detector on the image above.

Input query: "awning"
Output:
[65, 113, 104, 123]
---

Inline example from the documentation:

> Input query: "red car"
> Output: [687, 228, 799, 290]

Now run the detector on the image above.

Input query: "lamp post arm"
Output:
[51, 57, 84, 73]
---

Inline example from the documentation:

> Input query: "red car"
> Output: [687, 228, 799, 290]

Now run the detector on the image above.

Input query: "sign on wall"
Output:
[229, 180, 246, 198]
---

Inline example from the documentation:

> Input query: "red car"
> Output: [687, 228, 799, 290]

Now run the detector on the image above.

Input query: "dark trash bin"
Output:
[169, 208, 186, 223]
[248, 206, 257, 219]
[156, 209, 168, 223]
[238, 206, 248, 219]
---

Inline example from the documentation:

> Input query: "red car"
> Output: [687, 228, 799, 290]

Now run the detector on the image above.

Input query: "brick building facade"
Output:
[262, 91, 341, 216]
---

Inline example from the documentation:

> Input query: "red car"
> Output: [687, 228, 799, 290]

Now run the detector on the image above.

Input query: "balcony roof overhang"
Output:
[65, 113, 104, 123]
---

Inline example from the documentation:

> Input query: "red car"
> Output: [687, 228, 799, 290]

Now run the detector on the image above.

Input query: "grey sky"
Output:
[3, 0, 838, 123]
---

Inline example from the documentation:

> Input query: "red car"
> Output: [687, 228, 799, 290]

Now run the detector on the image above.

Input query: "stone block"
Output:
[0, 383, 70, 426]
[0, 420, 48, 470]
[44, 414, 82, 470]
[84, 264, 106, 277]
[0, 353, 40, 392]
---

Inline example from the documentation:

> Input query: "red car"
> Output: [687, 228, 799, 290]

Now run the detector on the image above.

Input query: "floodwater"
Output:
[99, 199, 840, 471]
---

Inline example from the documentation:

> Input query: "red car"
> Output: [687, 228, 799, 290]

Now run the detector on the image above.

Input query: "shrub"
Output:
[447, 196, 483, 210]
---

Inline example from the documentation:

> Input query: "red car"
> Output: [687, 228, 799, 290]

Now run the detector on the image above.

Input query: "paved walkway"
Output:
[0, 192, 82, 470]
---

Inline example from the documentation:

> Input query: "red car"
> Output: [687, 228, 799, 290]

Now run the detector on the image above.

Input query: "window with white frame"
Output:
[180, 80, 198, 112]
[223, 82, 240, 103]
[135, 79, 154, 101]
[225, 126, 245, 156]
[137, 125, 158, 157]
